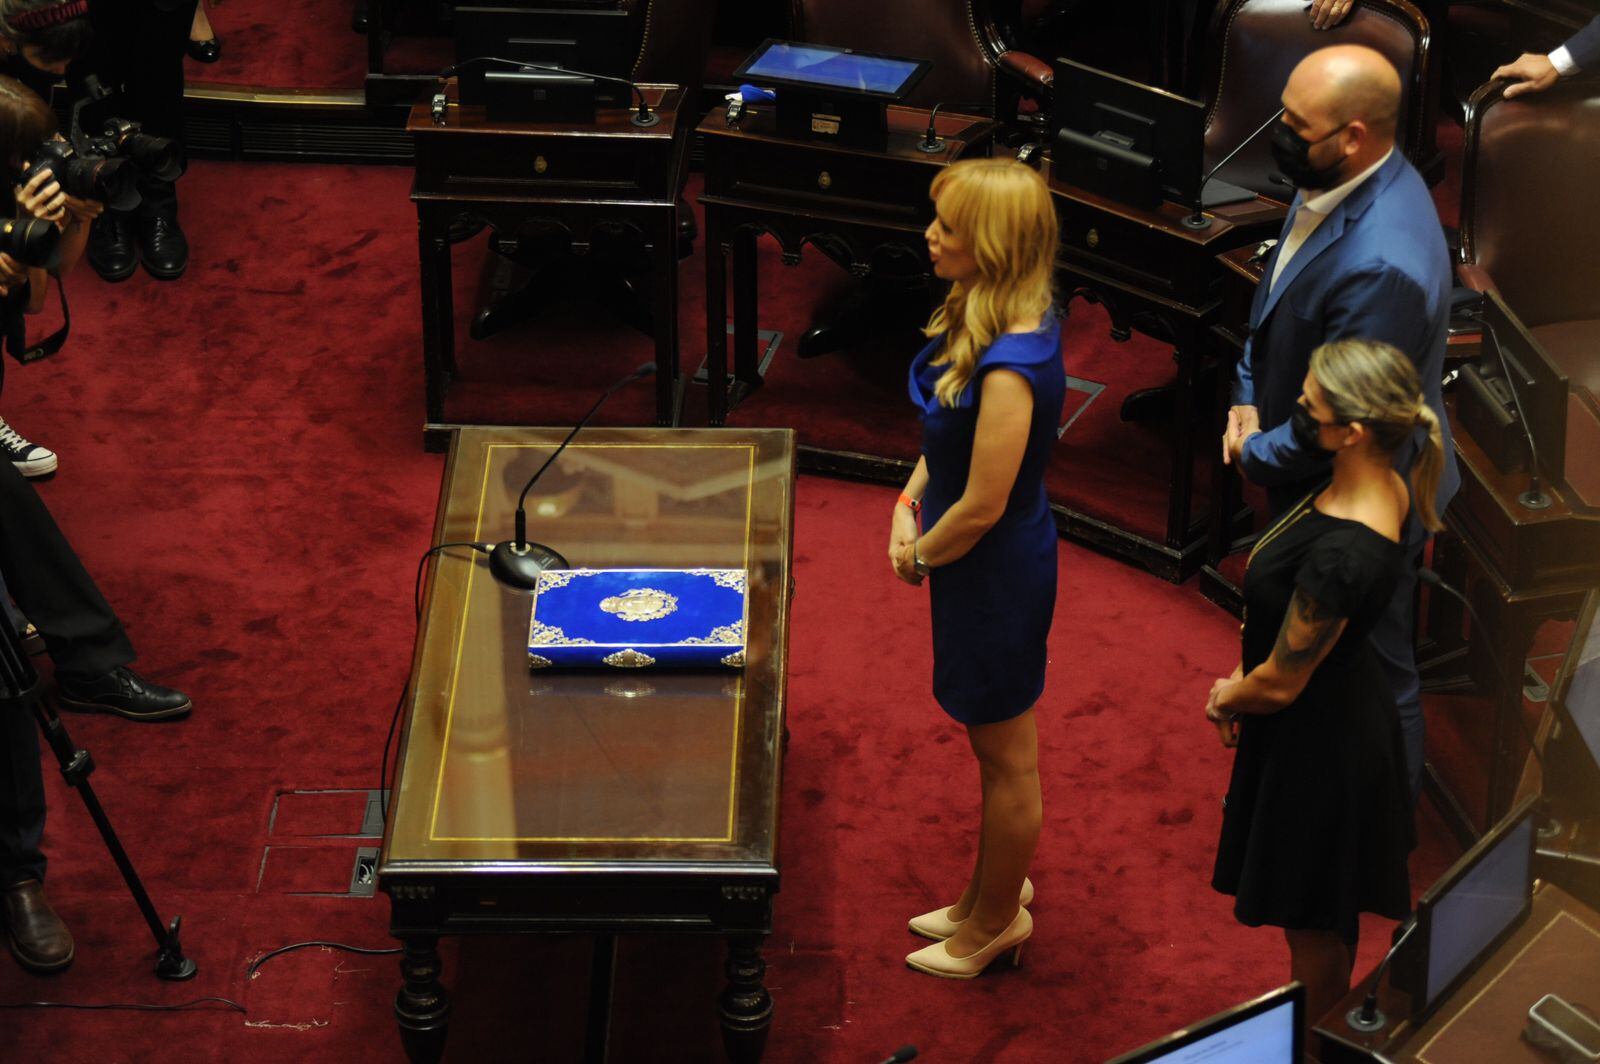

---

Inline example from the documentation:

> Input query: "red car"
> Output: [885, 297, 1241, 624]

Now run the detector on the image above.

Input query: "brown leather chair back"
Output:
[628, 0, 718, 88]
[787, 0, 1005, 111]
[1200, 0, 1432, 199]
[1461, 79, 1600, 328]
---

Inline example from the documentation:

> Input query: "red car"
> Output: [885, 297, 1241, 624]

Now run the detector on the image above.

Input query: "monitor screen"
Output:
[1559, 595, 1600, 768]
[1106, 985, 1300, 1064]
[735, 40, 928, 99]
[1421, 808, 1535, 1007]
[1483, 290, 1569, 481]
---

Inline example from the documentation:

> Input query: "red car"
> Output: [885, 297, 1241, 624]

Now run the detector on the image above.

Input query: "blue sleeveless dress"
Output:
[908, 315, 1065, 725]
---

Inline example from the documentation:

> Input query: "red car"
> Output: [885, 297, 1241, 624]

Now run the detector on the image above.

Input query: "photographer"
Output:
[0, 70, 191, 976]
[0, 0, 89, 103]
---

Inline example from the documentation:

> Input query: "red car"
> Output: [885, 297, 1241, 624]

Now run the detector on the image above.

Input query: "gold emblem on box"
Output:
[529, 620, 594, 646]
[720, 650, 745, 667]
[599, 587, 679, 623]
[528, 653, 553, 670]
[602, 649, 656, 668]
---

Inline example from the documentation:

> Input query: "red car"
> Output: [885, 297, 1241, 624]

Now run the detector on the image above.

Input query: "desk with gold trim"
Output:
[378, 426, 796, 1063]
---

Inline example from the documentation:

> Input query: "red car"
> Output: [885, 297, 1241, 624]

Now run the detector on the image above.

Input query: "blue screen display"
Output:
[742, 43, 921, 96]
[1140, 998, 1297, 1063]
[1425, 814, 1533, 1005]
[1564, 609, 1600, 771]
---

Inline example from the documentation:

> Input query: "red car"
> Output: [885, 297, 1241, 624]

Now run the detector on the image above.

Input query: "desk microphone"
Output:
[918, 103, 946, 154]
[1465, 307, 1552, 510]
[1346, 916, 1417, 1032]
[875, 1047, 918, 1064]
[441, 56, 662, 127]
[1182, 105, 1287, 230]
[487, 361, 657, 590]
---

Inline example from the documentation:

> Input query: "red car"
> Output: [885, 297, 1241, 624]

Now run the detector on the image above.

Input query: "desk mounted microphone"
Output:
[441, 56, 661, 127]
[1345, 917, 1417, 1032]
[1182, 105, 1286, 230]
[487, 361, 657, 590]
[1467, 308, 1553, 510]
[917, 104, 946, 154]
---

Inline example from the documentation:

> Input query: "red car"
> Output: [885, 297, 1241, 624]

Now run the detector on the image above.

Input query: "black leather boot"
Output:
[86, 212, 138, 282]
[138, 210, 189, 281]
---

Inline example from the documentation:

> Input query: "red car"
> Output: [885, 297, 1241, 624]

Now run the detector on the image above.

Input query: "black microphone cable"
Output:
[440, 55, 660, 126]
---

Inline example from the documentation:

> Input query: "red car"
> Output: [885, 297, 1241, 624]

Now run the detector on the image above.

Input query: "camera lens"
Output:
[122, 133, 183, 183]
[0, 217, 62, 270]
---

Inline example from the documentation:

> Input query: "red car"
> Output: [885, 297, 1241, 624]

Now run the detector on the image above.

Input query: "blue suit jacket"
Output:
[1568, 16, 1600, 69]
[1232, 151, 1460, 530]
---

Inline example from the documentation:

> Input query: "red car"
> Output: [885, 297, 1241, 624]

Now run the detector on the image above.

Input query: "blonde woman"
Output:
[890, 157, 1062, 980]
[1207, 339, 1445, 1033]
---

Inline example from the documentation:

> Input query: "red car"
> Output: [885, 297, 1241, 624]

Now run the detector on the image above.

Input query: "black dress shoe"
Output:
[186, 36, 220, 63]
[138, 212, 189, 280]
[57, 666, 192, 722]
[86, 212, 138, 282]
[3, 880, 73, 974]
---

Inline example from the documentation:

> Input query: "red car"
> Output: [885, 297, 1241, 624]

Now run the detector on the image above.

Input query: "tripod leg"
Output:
[30, 698, 197, 980]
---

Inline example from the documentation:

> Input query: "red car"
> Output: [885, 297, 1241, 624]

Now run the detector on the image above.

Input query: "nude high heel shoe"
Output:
[907, 877, 1034, 941]
[905, 906, 1032, 979]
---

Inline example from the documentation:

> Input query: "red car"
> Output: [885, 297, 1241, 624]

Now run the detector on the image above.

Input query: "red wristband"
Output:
[897, 491, 920, 514]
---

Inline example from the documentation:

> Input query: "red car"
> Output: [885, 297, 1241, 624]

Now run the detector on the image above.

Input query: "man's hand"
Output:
[1223, 404, 1259, 466]
[16, 164, 66, 227]
[1493, 53, 1561, 98]
[61, 194, 104, 225]
[0, 253, 24, 298]
[1307, 0, 1356, 30]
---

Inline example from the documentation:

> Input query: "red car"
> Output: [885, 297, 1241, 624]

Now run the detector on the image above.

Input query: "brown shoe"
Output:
[3, 880, 74, 973]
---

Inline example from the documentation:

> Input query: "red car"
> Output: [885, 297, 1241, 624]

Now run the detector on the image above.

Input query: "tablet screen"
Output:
[739, 41, 925, 98]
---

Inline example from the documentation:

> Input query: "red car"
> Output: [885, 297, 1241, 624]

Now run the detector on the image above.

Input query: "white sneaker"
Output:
[0, 416, 57, 477]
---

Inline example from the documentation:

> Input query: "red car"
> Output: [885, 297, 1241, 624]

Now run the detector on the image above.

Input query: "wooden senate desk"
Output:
[1315, 882, 1600, 1063]
[1044, 160, 1285, 579]
[1421, 401, 1600, 835]
[407, 82, 692, 451]
[696, 102, 997, 431]
[378, 426, 796, 1063]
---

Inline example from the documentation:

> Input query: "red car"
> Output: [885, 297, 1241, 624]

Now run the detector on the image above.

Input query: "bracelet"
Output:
[913, 540, 931, 577]
[897, 491, 920, 515]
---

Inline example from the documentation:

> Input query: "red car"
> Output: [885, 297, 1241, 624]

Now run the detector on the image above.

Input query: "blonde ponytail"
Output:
[1411, 403, 1445, 532]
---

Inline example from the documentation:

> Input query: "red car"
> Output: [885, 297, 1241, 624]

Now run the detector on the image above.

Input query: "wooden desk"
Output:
[407, 82, 691, 451]
[378, 426, 796, 1063]
[696, 103, 998, 431]
[1316, 882, 1600, 1063]
[1045, 161, 1285, 579]
[1422, 401, 1600, 833]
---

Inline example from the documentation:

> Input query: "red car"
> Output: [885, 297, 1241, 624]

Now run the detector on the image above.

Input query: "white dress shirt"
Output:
[1550, 46, 1578, 76]
[1269, 147, 1395, 292]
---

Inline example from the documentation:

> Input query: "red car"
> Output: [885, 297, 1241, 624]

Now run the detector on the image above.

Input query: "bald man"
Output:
[1221, 45, 1458, 802]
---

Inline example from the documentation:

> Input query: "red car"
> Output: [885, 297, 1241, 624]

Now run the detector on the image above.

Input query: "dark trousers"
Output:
[0, 461, 137, 887]
[86, 0, 199, 220]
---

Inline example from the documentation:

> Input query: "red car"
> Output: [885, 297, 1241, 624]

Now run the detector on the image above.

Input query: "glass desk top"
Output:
[380, 427, 796, 875]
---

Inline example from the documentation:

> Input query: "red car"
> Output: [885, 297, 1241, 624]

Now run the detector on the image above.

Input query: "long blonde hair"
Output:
[1310, 339, 1445, 531]
[923, 158, 1058, 407]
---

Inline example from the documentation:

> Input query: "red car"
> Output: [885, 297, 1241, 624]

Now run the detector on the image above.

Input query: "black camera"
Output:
[26, 137, 140, 212]
[87, 118, 184, 184]
[0, 216, 60, 270]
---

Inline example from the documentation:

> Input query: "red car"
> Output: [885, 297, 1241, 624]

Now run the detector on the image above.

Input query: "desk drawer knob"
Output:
[1086, 227, 1100, 249]
[817, 171, 832, 191]
[534, 155, 549, 174]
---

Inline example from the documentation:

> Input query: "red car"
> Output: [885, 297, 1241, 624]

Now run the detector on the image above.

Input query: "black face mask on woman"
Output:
[0, 52, 60, 102]
[1269, 121, 1347, 191]
[1290, 404, 1338, 453]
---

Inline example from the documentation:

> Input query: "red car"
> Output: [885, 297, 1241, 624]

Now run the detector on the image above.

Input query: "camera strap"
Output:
[4, 276, 70, 365]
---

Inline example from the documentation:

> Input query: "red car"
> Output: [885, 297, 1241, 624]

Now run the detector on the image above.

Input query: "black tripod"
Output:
[0, 610, 196, 980]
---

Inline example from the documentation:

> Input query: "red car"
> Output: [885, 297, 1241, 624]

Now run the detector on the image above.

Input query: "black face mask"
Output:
[1290, 404, 1335, 453]
[1270, 121, 1346, 191]
[0, 53, 58, 103]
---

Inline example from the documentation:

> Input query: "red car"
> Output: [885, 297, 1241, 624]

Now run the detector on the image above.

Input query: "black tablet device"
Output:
[1549, 590, 1600, 807]
[732, 39, 930, 102]
[1104, 983, 1302, 1064]
[1397, 796, 1539, 1023]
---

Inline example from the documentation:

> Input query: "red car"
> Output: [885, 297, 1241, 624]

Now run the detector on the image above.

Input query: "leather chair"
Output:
[1458, 78, 1600, 404]
[1199, 0, 1438, 200]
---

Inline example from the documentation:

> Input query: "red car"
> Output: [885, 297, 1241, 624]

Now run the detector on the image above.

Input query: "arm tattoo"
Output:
[1270, 588, 1346, 672]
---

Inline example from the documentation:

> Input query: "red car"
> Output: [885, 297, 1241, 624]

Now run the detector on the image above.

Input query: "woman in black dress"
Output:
[1206, 339, 1446, 1028]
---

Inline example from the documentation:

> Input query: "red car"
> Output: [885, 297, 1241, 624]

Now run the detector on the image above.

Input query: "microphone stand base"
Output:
[488, 540, 570, 590]
[1180, 210, 1213, 231]
[1345, 1005, 1387, 1033]
[915, 138, 945, 154]
[631, 109, 661, 128]
[1518, 489, 1553, 511]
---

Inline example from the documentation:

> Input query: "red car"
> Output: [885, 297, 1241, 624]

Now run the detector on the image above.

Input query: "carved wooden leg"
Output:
[394, 935, 449, 1064]
[718, 934, 772, 1064]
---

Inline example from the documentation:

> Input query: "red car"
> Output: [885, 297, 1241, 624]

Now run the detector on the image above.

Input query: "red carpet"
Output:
[0, 159, 1461, 1062]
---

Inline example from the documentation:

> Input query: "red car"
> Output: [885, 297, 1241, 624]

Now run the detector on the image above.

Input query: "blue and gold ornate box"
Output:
[527, 568, 747, 670]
